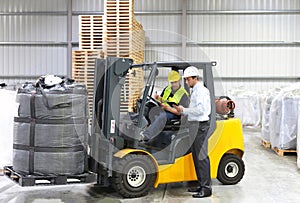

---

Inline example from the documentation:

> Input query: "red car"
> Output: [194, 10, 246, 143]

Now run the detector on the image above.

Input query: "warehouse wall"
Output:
[0, 0, 299, 92]
[135, 0, 300, 92]
[0, 0, 69, 85]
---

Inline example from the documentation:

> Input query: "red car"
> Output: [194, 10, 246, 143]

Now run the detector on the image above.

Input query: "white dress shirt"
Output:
[183, 81, 211, 122]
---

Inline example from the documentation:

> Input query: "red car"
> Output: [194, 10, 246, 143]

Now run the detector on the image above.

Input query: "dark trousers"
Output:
[189, 121, 212, 189]
[143, 111, 180, 140]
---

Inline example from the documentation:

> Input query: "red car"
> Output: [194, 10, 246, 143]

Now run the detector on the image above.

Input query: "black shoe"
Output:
[192, 188, 212, 198]
[187, 186, 201, 193]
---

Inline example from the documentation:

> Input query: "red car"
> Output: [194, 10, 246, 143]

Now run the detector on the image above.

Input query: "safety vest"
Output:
[162, 86, 189, 106]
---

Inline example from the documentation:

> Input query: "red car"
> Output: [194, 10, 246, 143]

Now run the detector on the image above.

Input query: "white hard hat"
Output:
[183, 66, 200, 78]
[44, 75, 63, 87]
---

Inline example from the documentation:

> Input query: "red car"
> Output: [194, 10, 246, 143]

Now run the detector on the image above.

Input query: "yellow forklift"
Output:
[89, 57, 245, 198]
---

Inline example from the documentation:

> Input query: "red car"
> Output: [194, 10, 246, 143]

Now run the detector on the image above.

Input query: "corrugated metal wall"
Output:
[0, 0, 67, 12]
[135, 0, 300, 92]
[0, 0, 299, 92]
[187, 0, 300, 10]
[0, 0, 69, 85]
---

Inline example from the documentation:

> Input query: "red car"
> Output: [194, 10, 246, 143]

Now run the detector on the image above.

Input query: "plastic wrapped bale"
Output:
[0, 89, 18, 169]
[261, 88, 282, 142]
[228, 90, 261, 127]
[297, 100, 300, 168]
[13, 81, 89, 175]
[17, 84, 87, 120]
[269, 88, 300, 150]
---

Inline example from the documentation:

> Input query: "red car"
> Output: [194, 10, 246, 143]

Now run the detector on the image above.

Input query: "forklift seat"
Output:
[163, 115, 187, 131]
[167, 119, 181, 125]
[163, 120, 181, 131]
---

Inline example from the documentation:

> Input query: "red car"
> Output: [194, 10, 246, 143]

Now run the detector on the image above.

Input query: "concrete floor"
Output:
[1, 128, 300, 203]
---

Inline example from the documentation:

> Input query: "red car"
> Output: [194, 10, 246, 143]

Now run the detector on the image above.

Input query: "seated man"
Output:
[140, 70, 189, 144]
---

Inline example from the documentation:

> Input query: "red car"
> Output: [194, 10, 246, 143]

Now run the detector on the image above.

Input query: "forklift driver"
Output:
[140, 70, 189, 145]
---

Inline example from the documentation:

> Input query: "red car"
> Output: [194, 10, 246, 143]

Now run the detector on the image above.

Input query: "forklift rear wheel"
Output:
[217, 153, 245, 185]
[112, 154, 156, 198]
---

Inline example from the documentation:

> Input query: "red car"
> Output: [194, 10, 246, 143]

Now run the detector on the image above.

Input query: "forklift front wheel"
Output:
[217, 153, 245, 185]
[112, 154, 156, 198]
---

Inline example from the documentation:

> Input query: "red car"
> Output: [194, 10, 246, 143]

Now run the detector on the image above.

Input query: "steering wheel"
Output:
[147, 95, 161, 106]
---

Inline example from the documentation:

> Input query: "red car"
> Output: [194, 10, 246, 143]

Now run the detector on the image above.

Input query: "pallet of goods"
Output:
[297, 100, 300, 168]
[269, 86, 300, 154]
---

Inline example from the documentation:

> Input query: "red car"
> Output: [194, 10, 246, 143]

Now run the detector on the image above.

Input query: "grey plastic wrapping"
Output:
[13, 82, 89, 175]
[13, 150, 85, 175]
[17, 88, 88, 120]
[13, 122, 87, 147]
[269, 87, 300, 150]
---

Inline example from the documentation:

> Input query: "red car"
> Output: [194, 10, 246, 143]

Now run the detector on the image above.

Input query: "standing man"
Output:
[174, 66, 212, 198]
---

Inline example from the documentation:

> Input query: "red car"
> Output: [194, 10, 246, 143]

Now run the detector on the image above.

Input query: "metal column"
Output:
[181, 0, 187, 60]
[67, 0, 73, 77]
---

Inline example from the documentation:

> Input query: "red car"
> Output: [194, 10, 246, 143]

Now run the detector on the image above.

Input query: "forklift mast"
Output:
[89, 57, 133, 180]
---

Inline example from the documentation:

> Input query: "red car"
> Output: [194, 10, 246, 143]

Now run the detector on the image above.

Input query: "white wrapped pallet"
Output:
[261, 88, 282, 142]
[269, 87, 300, 150]
[297, 100, 300, 168]
[228, 89, 261, 127]
[261, 96, 272, 142]
[0, 89, 18, 169]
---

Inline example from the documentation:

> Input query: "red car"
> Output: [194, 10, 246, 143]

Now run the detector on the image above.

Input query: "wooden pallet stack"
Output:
[79, 15, 103, 50]
[131, 18, 145, 63]
[104, 0, 132, 57]
[103, 0, 144, 61]
[128, 18, 145, 111]
[72, 50, 103, 116]
[75, 15, 105, 116]
[104, 0, 145, 112]
[72, 0, 145, 115]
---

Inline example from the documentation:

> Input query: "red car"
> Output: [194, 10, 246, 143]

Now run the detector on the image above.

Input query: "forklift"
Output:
[88, 57, 245, 198]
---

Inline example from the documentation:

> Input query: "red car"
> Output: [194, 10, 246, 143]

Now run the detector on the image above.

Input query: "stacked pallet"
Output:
[128, 18, 145, 111]
[131, 18, 145, 63]
[73, 0, 145, 114]
[79, 15, 103, 50]
[103, 0, 145, 112]
[72, 50, 103, 116]
[104, 0, 133, 57]
[103, 0, 144, 62]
